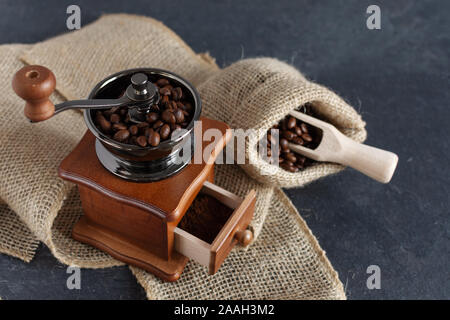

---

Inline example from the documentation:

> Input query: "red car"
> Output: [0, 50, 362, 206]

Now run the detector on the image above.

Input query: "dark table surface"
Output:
[0, 0, 448, 300]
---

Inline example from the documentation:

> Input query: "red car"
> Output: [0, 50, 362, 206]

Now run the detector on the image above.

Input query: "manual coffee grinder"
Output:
[12, 65, 255, 281]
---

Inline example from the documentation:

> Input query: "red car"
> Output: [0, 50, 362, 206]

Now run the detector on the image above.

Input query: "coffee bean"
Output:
[153, 120, 164, 129]
[162, 110, 176, 124]
[159, 87, 171, 96]
[137, 122, 149, 128]
[302, 133, 313, 142]
[110, 114, 120, 124]
[174, 109, 185, 123]
[281, 163, 297, 172]
[144, 127, 154, 137]
[129, 125, 138, 136]
[137, 122, 149, 134]
[112, 123, 127, 131]
[280, 138, 289, 150]
[297, 156, 306, 166]
[156, 78, 170, 87]
[171, 88, 179, 100]
[136, 135, 147, 147]
[300, 123, 308, 133]
[286, 153, 297, 163]
[148, 131, 161, 147]
[161, 95, 169, 106]
[96, 114, 111, 132]
[284, 161, 299, 172]
[292, 136, 304, 145]
[173, 87, 182, 100]
[294, 126, 303, 136]
[113, 129, 130, 142]
[285, 160, 294, 167]
[287, 117, 296, 129]
[119, 108, 127, 116]
[146, 112, 159, 123]
[160, 124, 171, 140]
[283, 130, 295, 140]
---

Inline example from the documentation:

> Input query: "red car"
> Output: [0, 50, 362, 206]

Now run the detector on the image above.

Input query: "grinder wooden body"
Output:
[59, 120, 255, 281]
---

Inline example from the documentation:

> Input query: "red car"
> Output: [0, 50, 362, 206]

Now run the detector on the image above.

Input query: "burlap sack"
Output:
[0, 14, 345, 299]
[200, 58, 367, 188]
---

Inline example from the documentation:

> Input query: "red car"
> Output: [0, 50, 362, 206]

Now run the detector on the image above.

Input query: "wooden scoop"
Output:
[288, 110, 398, 183]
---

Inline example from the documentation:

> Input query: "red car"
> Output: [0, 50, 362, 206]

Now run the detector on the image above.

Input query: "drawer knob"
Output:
[235, 229, 253, 247]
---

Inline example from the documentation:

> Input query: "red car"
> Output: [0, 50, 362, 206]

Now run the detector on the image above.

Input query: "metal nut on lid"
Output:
[131, 73, 149, 94]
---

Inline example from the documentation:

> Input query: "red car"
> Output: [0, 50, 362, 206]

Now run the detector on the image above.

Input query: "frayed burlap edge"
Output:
[0, 203, 39, 262]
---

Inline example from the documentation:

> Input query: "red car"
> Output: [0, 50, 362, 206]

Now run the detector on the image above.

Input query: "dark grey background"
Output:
[0, 0, 448, 300]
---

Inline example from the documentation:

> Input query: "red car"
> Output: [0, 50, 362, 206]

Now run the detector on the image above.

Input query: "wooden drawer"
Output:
[174, 181, 256, 274]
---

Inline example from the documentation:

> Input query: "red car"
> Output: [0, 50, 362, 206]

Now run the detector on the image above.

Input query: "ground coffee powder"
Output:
[178, 194, 233, 244]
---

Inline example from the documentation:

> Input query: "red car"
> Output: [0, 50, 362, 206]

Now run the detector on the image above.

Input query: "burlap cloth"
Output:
[0, 14, 366, 299]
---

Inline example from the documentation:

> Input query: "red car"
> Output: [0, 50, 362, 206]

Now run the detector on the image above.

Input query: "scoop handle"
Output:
[12, 65, 56, 122]
[337, 135, 399, 183]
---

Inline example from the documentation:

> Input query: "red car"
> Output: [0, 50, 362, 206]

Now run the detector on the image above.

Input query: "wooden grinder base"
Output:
[72, 216, 191, 281]
[59, 118, 231, 282]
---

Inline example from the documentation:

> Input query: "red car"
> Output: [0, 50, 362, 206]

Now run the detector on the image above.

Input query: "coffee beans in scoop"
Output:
[94, 76, 193, 147]
[264, 103, 323, 172]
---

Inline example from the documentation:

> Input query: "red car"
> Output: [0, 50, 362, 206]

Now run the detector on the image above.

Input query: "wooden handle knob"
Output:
[12, 65, 56, 122]
[235, 229, 253, 247]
